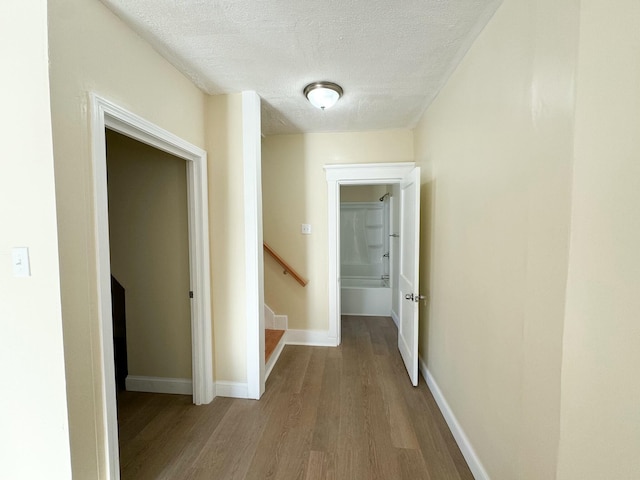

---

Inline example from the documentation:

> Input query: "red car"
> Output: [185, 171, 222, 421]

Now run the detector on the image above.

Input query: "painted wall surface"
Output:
[0, 2, 72, 478]
[414, 0, 578, 478]
[205, 94, 247, 383]
[557, 2, 640, 478]
[262, 131, 413, 330]
[106, 130, 192, 380]
[48, 0, 206, 476]
[341, 184, 389, 202]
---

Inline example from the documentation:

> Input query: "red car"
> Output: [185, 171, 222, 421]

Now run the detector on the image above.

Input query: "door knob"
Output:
[405, 293, 425, 302]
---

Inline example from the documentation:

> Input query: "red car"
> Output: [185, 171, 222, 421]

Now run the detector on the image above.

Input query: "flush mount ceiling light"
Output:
[304, 81, 343, 110]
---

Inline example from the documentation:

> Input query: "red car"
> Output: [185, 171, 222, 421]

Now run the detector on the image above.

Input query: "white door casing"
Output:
[242, 91, 265, 400]
[325, 162, 417, 347]
[90, 94, 214, 480]
[398, 167, 421, 386]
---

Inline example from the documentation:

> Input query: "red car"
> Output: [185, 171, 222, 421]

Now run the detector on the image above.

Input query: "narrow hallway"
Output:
[118, 316, 472, 479]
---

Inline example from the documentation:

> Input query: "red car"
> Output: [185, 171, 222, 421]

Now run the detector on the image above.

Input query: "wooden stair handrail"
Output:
[263, 242, 308, 287]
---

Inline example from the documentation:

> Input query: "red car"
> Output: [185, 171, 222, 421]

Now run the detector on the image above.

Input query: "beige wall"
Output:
[44, 0, 640, 477]
[557, 2, 640, 478]
[414, 0, 579, 478]
[262, 131, 413, 329]
[0, 1, 71, 477]
[341, 184, 390, 203]
[205, 94, 248, 383]
[48, 0, 206, 476]
[49, 1, 260, 472]
[106, 130, 192, 380]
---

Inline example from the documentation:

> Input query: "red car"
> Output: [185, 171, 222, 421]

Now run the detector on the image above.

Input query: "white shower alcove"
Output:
[340, 184, 396, 316]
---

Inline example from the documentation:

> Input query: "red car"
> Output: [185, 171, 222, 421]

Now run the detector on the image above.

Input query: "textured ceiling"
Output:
[100, 0, 502, 135]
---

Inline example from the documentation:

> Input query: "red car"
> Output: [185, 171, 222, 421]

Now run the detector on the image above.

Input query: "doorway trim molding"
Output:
[242, 91, 266, 400]
[90, 93, 214, 479]
[324, 162, 415, 346]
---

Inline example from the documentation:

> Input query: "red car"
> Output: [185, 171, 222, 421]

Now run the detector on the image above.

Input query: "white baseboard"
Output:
[284, 329, 337, 347]
[391, 309, 399, 328]
[125, 375, 193, 395]
[419, 357, 490, 480]
[264, 304, 275, 329]
[215, 381, 249, 399]
[341, 312, 393, 317]
[264, 303, 288, 330]
[265, 328, 338, 377]
[265, 337, 286, 380]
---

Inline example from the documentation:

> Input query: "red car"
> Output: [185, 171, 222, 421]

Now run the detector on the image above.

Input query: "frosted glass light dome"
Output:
[304, 82, 343, 110]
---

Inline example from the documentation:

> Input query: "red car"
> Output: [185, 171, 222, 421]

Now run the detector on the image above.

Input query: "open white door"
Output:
[398, 166, 421, 386]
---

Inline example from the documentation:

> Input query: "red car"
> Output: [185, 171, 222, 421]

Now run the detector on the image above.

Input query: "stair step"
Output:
[265, 329, 285, 362]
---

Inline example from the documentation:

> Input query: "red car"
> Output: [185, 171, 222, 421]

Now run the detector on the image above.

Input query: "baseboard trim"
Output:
[391, 309, 399, 328]
[265, 336, 286, 380]
[265, 304, 288, 330]
[264, 304, 276, 329]
[341, 312, 393, 317]
[419, 357, 490, 480]
[284, 329, 337, 347]
[125, 375, 193, 395]
[215, 381, 249, 399]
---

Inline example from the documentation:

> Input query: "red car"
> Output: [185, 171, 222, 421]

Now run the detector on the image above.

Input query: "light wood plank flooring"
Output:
[117, 316, 473, 480]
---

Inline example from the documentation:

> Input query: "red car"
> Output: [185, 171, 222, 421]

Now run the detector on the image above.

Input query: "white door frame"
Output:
[90, 94, 214, 480]
[324, 162, 415, 345]
[241, 91, 265, 400]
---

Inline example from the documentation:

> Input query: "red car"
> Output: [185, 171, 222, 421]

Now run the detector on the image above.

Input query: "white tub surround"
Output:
[340, 199, 392, 316]
[341, 276, 392, 316]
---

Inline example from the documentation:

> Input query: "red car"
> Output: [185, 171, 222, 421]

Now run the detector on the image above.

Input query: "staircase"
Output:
[111, 275, 128, 392]
[262, 243, 302, 377]
[264, 304, 287, 377]
[265, 329, 285, 362]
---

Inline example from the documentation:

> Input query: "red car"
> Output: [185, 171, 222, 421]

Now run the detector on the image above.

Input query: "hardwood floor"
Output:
[265, 328, 285, 361]
[117, 316, 473, 480]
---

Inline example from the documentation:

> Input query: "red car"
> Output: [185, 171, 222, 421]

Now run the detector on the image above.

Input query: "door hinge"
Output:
[189, 291, 194, 299]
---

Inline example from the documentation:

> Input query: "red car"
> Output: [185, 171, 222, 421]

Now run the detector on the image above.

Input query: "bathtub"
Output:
[341, 276, 391, 316]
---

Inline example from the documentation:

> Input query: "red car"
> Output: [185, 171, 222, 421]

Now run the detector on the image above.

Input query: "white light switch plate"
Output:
[12, 247, 31, 277]
[301, 224, 312, 235]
